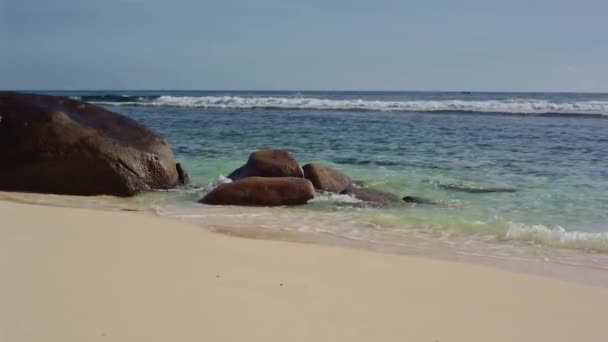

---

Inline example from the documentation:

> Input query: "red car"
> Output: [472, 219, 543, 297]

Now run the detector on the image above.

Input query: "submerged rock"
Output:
[402, 195, 439, 205]
[438, 183, 517, 193]
[0, 92, 187, 196]
[200, 177, 315, 206]
[228, 149, 304, 180]
[303, 163, 353, 194]
[351, 186, 404, 207]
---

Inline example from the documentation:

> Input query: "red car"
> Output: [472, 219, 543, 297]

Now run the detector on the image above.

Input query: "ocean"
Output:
[34, 90, 608, 278]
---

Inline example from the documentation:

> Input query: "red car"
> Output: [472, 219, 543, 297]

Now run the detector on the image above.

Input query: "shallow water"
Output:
[35, 91, 608, 259]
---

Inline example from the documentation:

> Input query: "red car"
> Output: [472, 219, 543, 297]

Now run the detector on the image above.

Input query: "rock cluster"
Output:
[201, 149, 416, 207]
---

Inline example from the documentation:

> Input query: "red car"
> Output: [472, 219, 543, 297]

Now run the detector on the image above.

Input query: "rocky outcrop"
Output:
[227, 149, 304, 180]
[200, 177, 315, 206]
[0, 92, 187, 196]
[302, 163, 353, 194]
[219, 149, 426, 208]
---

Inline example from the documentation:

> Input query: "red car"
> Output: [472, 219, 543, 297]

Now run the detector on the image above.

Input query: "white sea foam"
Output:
[310, 192, 363, 204]
[92, 95, 608, 115]
[506, 222, 608, 251]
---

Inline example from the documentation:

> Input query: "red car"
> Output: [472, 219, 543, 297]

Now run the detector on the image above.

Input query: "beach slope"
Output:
[1, 200, 606, 342]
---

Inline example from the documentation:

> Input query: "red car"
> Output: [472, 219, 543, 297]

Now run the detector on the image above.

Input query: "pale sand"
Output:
[1, 200, 607, 342]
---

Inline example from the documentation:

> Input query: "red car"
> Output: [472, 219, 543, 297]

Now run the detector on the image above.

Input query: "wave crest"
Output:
[506, 222, 608, 252]
[86, 95, 608, 115]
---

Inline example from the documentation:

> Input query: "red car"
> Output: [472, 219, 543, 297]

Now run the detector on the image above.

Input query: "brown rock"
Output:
[0, 92, 187, 196]
[200, 177, 314, 206]
[303, 163, 352, 193]
[228, 149, 303, 180]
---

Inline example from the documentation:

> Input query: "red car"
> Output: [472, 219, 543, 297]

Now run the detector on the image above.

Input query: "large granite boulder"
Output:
[200, 177, 314, 206]
[228, 149, 304, 180]
[0, 92, 188, 196]
[303, 163, 353, 194]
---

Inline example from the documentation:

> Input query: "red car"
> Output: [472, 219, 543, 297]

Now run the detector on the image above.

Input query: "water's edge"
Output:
[3, 191, 607, 288]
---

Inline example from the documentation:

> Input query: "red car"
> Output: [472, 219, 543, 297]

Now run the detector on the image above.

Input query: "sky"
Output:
[1, 0, 607, 92]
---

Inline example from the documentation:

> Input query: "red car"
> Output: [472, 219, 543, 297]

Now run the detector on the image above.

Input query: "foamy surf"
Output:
[84, 95, 608, 115]
[506, 222, 608, 252]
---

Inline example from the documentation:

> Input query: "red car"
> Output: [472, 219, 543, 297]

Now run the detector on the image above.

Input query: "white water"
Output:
[91, 95, 608, 115]
[505, 222, 608, 251]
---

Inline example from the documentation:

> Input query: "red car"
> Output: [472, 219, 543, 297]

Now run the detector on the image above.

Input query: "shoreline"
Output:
[2, 190, 608, 288]
[2, 199, 608, 341]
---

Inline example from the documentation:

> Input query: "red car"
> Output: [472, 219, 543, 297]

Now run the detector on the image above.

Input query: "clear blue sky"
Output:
[1, 0, 607, 92]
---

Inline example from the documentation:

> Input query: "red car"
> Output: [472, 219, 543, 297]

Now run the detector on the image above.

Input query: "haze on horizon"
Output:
[1, 0, 607, 92]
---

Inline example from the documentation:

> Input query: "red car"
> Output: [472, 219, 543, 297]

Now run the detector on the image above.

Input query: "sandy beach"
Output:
[2, 200, 607, 342]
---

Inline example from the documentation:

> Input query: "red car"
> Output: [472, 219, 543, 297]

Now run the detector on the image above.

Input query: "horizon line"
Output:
[3, 89, 608, 95]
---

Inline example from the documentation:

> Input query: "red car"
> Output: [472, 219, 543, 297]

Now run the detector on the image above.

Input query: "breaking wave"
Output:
[83, 95, 608, 115]
[506, 222, 608, 252]
[76, 94, 156, 103]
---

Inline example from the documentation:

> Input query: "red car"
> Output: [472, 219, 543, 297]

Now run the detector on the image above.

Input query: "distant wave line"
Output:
[78, 95, 608, 115]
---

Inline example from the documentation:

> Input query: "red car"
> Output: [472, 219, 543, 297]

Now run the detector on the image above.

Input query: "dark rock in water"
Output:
[200, 177, 314, 206]
[439, 183, 517, 193]
[228, 149, 304, 180]
[176, 163, 190, 185]
[303, 163, 353, 193]
[351, 186, 404, 206]
[402, 196, 439, 205]
[0, 92, 187, 196]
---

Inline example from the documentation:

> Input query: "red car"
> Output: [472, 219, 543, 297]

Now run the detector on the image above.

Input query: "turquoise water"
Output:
[50, 91, 608, 252]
